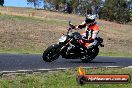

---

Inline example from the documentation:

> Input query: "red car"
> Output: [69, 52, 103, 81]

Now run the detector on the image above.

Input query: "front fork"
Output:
[59, 39, 73, 52]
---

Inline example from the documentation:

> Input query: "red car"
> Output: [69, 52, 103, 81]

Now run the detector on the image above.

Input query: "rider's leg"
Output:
[86, 40, 98, 49]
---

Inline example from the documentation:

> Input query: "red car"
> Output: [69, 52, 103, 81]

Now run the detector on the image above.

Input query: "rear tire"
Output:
[42, 44, 60, 62]
[81, 47, 99, 63]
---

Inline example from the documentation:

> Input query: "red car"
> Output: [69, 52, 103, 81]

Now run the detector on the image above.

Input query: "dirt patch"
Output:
[0, 15, 64, 53]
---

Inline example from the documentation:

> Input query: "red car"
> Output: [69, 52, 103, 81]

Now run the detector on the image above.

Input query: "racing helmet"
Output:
[85, 14, 96, 24]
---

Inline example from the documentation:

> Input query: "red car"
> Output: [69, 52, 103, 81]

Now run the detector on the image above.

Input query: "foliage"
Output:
[99, 0, 131, 24]
[26, 0, 131, 24]
[27, 0, 43, 9]
[0, 0, 4, 6]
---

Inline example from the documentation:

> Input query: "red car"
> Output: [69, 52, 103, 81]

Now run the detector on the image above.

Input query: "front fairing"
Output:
[59, 35, 67, 42]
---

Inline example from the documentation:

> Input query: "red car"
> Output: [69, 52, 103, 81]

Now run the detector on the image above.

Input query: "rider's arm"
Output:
[76, 21, 86, 29]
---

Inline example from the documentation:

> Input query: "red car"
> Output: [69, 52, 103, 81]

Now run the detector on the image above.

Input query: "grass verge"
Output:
[99, 52, 132, 58]
[0, 68, 132, 88]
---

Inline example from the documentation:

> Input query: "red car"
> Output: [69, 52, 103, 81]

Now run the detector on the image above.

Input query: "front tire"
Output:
[42, 44, 60, 62]
[81, 47, 99, 63]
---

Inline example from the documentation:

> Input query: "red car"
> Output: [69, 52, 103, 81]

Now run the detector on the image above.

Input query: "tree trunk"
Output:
[55, 4, 59, 11]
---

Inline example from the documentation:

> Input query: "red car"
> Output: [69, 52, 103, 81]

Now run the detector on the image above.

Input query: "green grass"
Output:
[0, 68, 132, 88]
[99, 52, 132, 58]
[0, 48, 42, 54]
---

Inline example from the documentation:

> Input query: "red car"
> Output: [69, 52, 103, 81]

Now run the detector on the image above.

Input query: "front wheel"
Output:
[42, 44, 60, 62]
[81, 47, 99, 63]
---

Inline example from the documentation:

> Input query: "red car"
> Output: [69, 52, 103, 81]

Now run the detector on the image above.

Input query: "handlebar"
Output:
[67, 21, 73, 34]
[67, 21, 77, 34]
[69, 21, 75, 28]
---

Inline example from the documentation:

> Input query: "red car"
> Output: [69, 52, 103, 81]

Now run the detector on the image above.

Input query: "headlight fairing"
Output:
[59, 35, 67, 42]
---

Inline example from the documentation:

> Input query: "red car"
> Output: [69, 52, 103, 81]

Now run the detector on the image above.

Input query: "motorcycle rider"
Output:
[71, 14, 99, 48]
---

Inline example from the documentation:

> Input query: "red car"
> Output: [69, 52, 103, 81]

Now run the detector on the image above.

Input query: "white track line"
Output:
[124, 66, 132, 68]
[37, 69, 52, 71]
[17, 70, 33, 72]
[104, 66, 122, 68]
[55, 68, 70, 70]
[1, 66, 132, 74]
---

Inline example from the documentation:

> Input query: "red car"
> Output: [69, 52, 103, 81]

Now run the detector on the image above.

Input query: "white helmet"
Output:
[85, 14, 96, 23]
[87, 14, 96, 19]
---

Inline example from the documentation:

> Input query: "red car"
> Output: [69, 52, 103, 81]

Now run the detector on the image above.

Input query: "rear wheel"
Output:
[81, 47, 99, 63]
[42, 44, 60, 62]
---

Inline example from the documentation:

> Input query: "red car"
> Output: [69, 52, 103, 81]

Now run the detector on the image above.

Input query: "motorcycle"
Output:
[42, 21, 104, 63]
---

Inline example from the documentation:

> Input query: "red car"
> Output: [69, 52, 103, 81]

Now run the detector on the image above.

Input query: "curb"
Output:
[0, 68, 70, 76]
[0, 66, 132, 75]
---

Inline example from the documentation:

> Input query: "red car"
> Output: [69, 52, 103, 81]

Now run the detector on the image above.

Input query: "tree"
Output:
[75, 0, 102, 16]
[27, 0, 42, 9]
[82, 1, 92, 15]
[0, 0, 4, 6]
[91, 0, 102, 15]
[69, 0, 79, 13]
[52, 0, 62, 10]
[44, 0, 63, 10]
[99, 0, 131, 24]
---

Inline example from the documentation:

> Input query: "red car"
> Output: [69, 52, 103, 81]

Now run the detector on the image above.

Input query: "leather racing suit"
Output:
[76, 21, 99, 48]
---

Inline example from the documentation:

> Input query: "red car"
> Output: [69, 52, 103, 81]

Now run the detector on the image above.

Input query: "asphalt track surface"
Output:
[0, 54, 132, 71]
